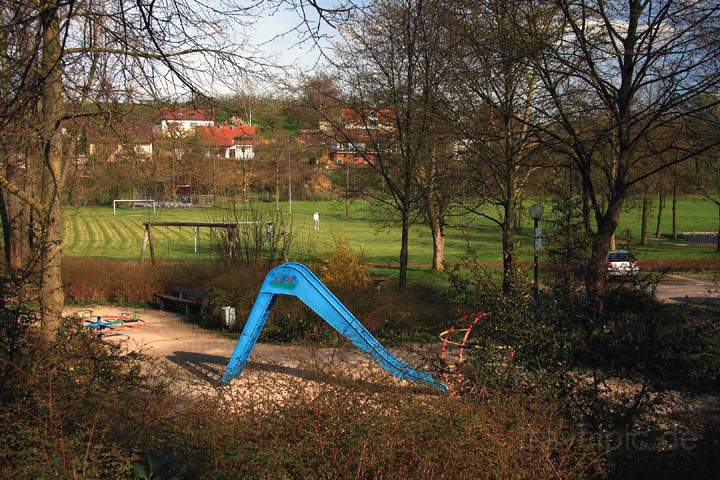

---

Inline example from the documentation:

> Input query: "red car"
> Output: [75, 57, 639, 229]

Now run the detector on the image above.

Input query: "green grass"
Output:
[62, 196, 720, 267]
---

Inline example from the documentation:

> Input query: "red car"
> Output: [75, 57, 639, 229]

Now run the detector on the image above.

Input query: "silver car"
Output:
[606, 249, 640, 278]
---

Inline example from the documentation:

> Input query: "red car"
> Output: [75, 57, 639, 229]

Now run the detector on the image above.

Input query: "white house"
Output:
[160, 108, 215, 133]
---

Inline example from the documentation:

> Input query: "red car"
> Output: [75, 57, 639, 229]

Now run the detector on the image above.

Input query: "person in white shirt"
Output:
[312, 211, 320, 230]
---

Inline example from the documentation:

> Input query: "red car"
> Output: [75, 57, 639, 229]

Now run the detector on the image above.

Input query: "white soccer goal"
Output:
[113, 199, 157, 215]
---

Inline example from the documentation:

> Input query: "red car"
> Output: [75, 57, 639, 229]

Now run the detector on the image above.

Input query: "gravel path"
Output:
[63, 305, 433, 394]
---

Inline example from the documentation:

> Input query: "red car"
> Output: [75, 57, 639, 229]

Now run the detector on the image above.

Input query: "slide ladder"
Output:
[222, 262, 447, 391]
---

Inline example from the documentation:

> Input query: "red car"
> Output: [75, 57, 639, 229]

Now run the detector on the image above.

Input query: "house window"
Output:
[229, 147, 236, 158]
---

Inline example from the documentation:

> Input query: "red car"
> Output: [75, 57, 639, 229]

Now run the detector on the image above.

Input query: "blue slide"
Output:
[221, 262, 447, 392]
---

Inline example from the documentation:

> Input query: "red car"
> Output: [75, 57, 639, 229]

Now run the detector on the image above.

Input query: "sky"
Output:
[250, 2, 341, 84]
[166, 0, 355, 97]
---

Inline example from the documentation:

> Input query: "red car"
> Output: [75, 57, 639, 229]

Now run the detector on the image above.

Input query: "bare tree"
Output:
[525, 0, 720, 299]
[326, 0, 451, 285]
[443, 0, 543, 293]
[413, 123, 461, 272]
[0, 0, 277, 335]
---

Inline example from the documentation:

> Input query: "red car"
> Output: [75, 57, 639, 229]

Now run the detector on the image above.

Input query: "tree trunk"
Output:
[586, 231, 612, 304]
[39, 2, 65, 336]
[0, 161, 26, 271]
[430, 222, 445, 272]
[585, 199, 622, 303]
[609, 233, 616, 251]
[423, 151, 444, 272]
[399, 207, 410, 288]
[501, 220, 514, 294]
[640, 187, 650, 246]
[171, 144, 178, 207]
[40, 195, 64, 335]
[581, 176, 593, 237]
[655, 189, 664, 237]
[500, 183, 518, 294]
[345, 163, 350, 218]
[671, 181, 678, 240]
[212, 156, 216, 200]
[241, 157, 247, 202]
[717, 204, 720, 253]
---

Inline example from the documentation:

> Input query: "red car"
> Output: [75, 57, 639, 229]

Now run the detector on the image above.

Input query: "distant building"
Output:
[328, 108, 395, 166]
[160, 108, 215, 132]
[339, 108, 395, 131]
[85, 123, 155, 161]
[330, 141, 371, 166]
[197, 125, 255, 159]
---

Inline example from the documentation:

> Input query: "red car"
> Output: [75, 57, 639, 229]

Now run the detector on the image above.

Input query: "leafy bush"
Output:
[314, 235, 372, 290]
[201, 240, 452, 344]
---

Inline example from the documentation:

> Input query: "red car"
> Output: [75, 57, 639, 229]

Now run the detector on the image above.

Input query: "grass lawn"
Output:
[62, 196, 720, 267]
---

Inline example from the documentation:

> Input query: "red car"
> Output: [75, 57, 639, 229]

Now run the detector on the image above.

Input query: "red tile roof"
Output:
[197, 125, 256, 146]
[161, 108, 215, 121]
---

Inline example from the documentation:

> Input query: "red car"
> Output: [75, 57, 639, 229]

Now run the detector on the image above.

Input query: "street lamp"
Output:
[529, 204, 544, 307]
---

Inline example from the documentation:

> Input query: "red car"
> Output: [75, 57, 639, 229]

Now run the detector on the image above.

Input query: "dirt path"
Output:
[64, 305, 433, 393]
[656, 274, 718, 304]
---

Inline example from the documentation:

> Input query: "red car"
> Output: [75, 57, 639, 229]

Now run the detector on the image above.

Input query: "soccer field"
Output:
[62, 197, 720, 266]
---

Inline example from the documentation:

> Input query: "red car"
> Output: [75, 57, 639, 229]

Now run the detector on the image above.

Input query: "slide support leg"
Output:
[222, 292, 276, 382]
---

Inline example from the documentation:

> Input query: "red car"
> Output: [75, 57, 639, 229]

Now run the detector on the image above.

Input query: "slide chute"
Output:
[222, 262, 447, 392]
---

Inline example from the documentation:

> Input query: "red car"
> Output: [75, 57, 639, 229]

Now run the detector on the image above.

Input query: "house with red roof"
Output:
[329, 108, 396, 166]
[197, 125, 255, 159]
[160, 108, 215, 132]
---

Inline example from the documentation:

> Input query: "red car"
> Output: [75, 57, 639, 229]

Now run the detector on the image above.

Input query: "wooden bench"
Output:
[154, 284, 206, 315]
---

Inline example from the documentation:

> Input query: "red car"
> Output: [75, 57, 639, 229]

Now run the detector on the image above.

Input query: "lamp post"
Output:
[529, 204, 544, 308]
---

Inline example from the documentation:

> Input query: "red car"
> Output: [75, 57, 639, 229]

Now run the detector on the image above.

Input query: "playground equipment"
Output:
[113, 199, 157, 215]
[439, 312, 487, 389]
[439, 312, 515, 391]
[80, 310, 145, 337]
[222, 262, 448, 392]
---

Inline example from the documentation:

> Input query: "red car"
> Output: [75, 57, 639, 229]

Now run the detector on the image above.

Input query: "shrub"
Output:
[446, 249, 720, 478]
[212, 202, 293, 266]
[0, 320, 144, 478]
[62, 258, 219, 304]
[0, 318, 604, 479]
[313, 235, 372, 290]
[200, 240, 452, 344]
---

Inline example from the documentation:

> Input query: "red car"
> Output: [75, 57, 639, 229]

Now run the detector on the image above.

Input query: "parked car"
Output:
[606, 249, 640, 278]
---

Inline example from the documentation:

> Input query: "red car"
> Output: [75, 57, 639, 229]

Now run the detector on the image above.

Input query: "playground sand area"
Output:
[63, 306, 439, 403]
